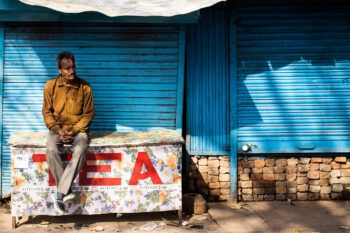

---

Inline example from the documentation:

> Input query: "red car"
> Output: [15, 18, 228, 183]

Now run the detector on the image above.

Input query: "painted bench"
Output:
[9, 130, 184, 228]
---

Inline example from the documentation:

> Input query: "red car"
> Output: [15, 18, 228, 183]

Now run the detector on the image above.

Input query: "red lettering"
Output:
[79, 153, 122, 186]
[33, 153, 122, 186]
[129, 152, 162, 185]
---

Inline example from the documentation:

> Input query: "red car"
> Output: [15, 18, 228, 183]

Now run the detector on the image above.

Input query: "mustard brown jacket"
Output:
[42, 76, 95, 134]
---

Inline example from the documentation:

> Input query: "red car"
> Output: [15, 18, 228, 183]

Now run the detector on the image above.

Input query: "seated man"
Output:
[42, 51, 95, 214]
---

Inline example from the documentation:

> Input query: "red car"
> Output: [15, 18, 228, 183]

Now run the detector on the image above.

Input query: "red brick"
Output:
[264, 181, 275, 188]
[309, 163, 320, 171]
[287, 158, 298, 166]
[263, 174, 275, 181]
[252, 168, 263, 174]
[298, 165, 310, 172]
[311, 157, 323, 163]
[276, 187, 287, 194]
[263, 167, 274, 174]
[275, 181, 285, 187]
[275, 174, 286, 181]
[254, 160, 265, 168]
[238, 167, 243, 175]
[341, 162, 350, 169]
[286, 173, 296, 181]
[319, 179, 330, 186]
[297, 177, 308, 185]
[253, 188, 265, 195]
[297, 193, 308, 201]
[323, 157, 333, 164]
[341, 169, 350, 177]
[307, 171, 320, 180]
[265, 159, 274, 167]
[335, 157, 347, 163]
[240, 174, 250, 181]
[320, 164, 331, 172]
[251, 174, 263, 181]
[320, 172, 330, 179]
[274, 166, 285, 174]
[297, 184, 309, 192]
[320, 194, 330, 200]
[248, 161, 255, 168]
[331, 162, 341, 169]
[241, 188, 252, 195]
[285, 165, 297, 174]
[276, 158, 287, 167]
[265, 188, 276, 195]
[252, 181, 264, 188]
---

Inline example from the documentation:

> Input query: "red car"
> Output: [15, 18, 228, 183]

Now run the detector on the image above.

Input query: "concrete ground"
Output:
[1, 201, 350, 233]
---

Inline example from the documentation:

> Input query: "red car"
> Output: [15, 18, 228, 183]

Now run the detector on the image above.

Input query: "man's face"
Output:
[58, 57, 76, 81]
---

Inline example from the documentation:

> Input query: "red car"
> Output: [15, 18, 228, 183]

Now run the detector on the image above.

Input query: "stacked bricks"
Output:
[188, 156, 230, 201]
[238, 156, 350, 201]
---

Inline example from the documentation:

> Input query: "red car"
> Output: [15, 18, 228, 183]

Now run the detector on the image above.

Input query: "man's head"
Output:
[57, 51, 76, 81]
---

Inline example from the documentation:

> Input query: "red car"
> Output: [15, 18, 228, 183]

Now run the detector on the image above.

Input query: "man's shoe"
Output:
[52, 193, 65, 215]
[63, 190, 76, 203]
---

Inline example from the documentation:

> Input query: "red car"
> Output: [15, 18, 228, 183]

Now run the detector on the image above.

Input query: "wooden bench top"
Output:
[9, 129, 184, 148]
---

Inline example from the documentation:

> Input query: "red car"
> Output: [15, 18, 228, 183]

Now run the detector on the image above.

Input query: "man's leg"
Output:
[57, 132, 89, 195]
[46, 131, 65, 187]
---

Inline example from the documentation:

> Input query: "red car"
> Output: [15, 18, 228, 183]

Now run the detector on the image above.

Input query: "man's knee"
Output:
[46, 133, 61, 156]
[73, 132, 89, 151]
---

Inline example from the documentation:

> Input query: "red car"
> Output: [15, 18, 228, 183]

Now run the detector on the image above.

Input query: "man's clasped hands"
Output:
[58, 129, 75, 143]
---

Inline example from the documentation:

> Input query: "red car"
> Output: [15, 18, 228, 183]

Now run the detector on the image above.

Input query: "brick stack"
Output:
[238, 156, 350, 201]
[188, 156, 231, 201]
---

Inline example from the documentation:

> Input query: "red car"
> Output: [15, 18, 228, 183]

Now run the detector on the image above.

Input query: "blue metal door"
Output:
[236, 0, 350, 153]
[186, 6, 230, 156]
[1, 23, 185, 195]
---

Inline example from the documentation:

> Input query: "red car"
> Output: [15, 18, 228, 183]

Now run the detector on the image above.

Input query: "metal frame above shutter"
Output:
[1, 23, 185, 195]
[237, 0, 350, 153]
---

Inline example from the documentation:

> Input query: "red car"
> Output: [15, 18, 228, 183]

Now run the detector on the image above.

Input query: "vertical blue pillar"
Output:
[0, 23, 4, 196]
[229, 10, 238, 201]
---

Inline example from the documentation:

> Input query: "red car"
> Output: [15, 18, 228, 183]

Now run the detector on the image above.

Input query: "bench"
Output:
[9, 130, 184, 228]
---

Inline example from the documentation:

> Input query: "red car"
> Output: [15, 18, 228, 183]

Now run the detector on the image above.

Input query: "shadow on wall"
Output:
[236, 0, 350, 153]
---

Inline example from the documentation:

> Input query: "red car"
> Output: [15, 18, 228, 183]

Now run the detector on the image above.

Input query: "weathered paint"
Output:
[237, 0, 350, 153]
[0, 23, 4, 196]
[185, 5, 230, 156]
[1, 23, 185, 194]
[0, 0, 198, 23]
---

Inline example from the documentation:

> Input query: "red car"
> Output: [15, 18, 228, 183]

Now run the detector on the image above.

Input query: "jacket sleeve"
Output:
[42, 82, 60, 132]
[72, 84, 95, 134]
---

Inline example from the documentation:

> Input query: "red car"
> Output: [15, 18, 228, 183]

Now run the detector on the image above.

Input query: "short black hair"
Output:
[56, 51, 75, 69]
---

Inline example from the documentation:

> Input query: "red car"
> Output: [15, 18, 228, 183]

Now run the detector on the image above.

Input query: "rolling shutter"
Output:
[1, 23, 185, 194]
[237, 0, 350, 153]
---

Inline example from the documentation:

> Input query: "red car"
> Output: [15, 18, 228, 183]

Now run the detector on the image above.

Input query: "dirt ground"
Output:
[3, 198, 350, 233]
[0, 196, 218, 233]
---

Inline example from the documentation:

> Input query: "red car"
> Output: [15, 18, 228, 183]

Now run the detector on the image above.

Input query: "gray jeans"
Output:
[46, 131, 89, 195]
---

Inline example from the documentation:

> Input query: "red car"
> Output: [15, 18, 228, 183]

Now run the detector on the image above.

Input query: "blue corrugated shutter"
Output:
[1, 23, 185, 194]
[186, 6, 230, 156]
[237, 0, 350, 153]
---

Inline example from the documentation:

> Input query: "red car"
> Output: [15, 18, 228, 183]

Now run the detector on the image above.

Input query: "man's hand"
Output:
[58, 129, 74, 143]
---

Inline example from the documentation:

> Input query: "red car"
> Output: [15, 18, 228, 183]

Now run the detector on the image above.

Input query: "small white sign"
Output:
[14, 154, 29, 169]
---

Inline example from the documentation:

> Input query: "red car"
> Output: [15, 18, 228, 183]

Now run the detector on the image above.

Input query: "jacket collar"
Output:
[57, 76, 80, 89]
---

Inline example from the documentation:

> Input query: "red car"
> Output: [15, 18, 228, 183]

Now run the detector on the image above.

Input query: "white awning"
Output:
[18, 0, 225, 17]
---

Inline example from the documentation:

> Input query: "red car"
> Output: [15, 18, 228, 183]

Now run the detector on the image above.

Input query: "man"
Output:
[42, 51, 95, 214]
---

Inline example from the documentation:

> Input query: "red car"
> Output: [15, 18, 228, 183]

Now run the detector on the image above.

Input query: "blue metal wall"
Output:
[1, 23, 185, 195]
[185, 6, 230, 156]
[236, 0, 350, 153]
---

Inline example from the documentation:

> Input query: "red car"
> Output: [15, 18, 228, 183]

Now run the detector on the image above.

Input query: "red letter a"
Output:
[129, 152, 163, 185]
